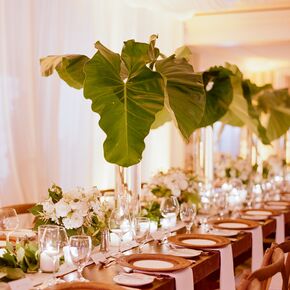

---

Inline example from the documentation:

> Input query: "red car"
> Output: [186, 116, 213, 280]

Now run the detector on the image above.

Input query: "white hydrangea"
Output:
[55, 199, 71, 218]
[70, 201, 89, 216]
[42, 199, 55, 215]
[62, 212, 84, 229]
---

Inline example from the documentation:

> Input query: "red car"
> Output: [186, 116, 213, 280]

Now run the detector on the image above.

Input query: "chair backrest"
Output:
[278, 240, 290, 289]
[238, 246, 287, 290]
[1, 203, 36, 214]
[1, 204, 36, 229]
[43, 281, 124, 290]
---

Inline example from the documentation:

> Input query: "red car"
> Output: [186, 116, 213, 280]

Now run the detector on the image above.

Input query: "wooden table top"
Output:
[60, 217, 280, 290]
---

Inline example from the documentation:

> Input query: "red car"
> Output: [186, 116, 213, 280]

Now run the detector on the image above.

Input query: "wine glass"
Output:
[133, 217, 150, 253]
[109, 208, 131, 256]
[38, 225, 60, 285]
[69, 235, 92, 282]
[180, 203, 196, 234]
[160, 196, 179, 240]
[0, 208, 19, 243]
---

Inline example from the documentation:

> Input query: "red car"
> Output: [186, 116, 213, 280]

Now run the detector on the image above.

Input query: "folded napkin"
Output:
[136, 267, 194, 290]
[273, 214, 285, 243]
[268, 214, 285, 290]
[205, 244, 235, 290]
[244, 226, 263, 271]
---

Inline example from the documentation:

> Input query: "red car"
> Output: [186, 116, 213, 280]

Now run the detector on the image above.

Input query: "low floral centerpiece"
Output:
[214, 153, 254, 185]
[262, 154, 286, 179]
[30, 184, 112, 245]
[141, 168, 200, 223]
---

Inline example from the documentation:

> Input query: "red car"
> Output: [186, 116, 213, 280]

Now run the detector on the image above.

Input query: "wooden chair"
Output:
[1, 203, 35, 214]
[278, 240, 290, 289]
[43, 281, 124, 290]
[1, 203, 36, 229]
[237, 246, 288, 290]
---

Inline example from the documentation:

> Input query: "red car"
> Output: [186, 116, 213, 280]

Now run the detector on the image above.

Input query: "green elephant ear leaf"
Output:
[151, 106, 172, 129]
[221, 64, 270, 145]
[84, 41, 164, 167]
[257, 89, 290, 141]
[40, 54, 89, 89]
[198, 66, 233, 128]
[155, 55, 205, 141]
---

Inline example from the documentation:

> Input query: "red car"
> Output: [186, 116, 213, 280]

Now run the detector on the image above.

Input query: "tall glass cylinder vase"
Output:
[114, 164, 141, 217]
[203, 126, 214, 185]
[184, 129, 203, 178]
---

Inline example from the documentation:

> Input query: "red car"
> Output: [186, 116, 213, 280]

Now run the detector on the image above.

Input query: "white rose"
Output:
[55, 200, 71, 218]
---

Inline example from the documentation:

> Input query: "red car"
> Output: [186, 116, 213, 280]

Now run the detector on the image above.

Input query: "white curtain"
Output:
[0, 0, 184, 206]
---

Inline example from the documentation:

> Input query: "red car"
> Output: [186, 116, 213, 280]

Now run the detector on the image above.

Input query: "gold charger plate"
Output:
[211, 218, 259, 230]
[168, 233, 230, 249]
[117, 253, 192, 272]
[265, 200, 290, 207]
[240, 208, 279, 217]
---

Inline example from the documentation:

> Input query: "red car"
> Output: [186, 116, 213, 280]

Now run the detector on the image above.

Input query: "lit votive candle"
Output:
[40, 249, 59, 273]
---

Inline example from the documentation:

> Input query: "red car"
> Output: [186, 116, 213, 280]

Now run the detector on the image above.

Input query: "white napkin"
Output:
[273, 214, 285, 243]
[268, 214, 285, 290]
[205, 244, 235, 290]
[136, 268, 194, 290]
[244, 226, 263, 271]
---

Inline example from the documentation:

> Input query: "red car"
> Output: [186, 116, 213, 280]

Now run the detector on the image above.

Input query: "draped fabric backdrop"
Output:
[0, 0, 184, 206]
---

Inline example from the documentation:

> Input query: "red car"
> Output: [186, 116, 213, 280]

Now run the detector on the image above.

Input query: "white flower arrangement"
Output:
[30, 184, 112, 245]
[142, 168, 200, 203]
[214, 153, 253, 184]
[262, 154, 286, 179]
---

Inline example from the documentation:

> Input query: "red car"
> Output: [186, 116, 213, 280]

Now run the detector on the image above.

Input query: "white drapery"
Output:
[0, 0, 184, 206]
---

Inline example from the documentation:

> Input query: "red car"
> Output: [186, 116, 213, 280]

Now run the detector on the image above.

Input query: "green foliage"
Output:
[155, 55, 205, 141]
[141, 201, 162, 225]
[220, 63, 270, 145]
[40, 35, 206, 167]
[40, 55, 89, 89]
[198, 66, 233, 128]
[0, 241, 39, 282]
[255, 88, 290, 141]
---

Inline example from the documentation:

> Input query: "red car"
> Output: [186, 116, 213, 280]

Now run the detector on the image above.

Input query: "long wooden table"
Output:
[60, 212, 289, 290]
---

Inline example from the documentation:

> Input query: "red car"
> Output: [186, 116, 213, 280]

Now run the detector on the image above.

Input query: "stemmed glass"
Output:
[38, 225, 60, 286]
[160, 196, 179, 241]
[133, 217, 150, 253]
[180, 203, 196, 234]
[109, 208, 131, 256]
[0, 208, 19, 242]
[69, 235, 92, 282]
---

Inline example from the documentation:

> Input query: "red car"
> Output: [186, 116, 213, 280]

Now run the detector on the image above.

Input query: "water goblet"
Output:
[133, 217, 150, 253]
[0, 208, 19, 243]
[160, 196, 179, 241]
[109, 208, 131, 256]
[180, 203, 197, 234]
[69, 235, 92, 282]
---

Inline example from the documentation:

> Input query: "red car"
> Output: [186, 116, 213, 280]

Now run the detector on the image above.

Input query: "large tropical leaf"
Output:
[40, 55, 89, 89]
[155, 55, 205, 141]
[151, 106, 172, 129]
[257, 89, 290, 141]
[83, 41, 164, 166]
[220, 64, 270, 144]
[197, 66, 233, 128]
